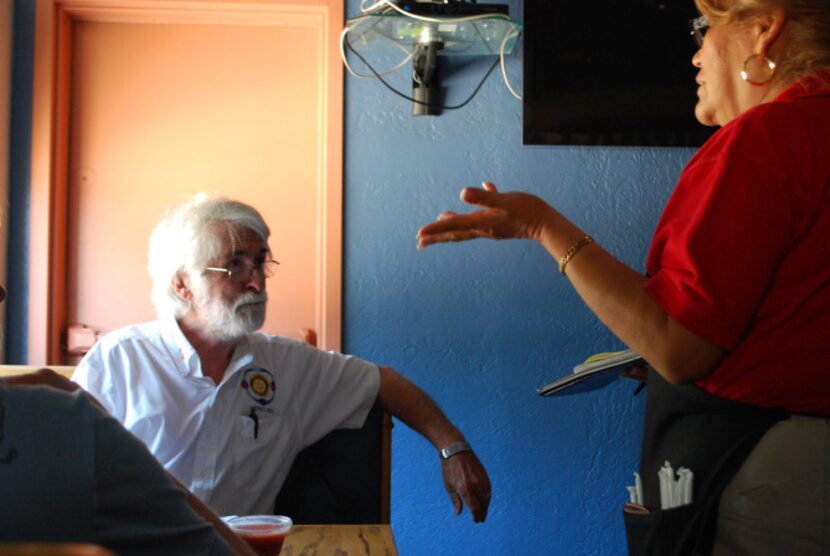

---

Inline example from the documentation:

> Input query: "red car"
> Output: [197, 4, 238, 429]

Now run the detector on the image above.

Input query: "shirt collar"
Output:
[224, 337, 256, 386]
[160, 315, 256, 384]
[773, 70, 830, 103]
[161, 315, 200, 377]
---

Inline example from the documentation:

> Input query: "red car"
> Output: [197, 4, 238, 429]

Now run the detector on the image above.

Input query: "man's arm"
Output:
[375, 365, 491, 522]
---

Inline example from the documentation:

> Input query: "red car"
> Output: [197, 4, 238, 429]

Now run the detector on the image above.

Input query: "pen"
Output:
[633, 383, 646, 396]
[249, 407, 259, 439]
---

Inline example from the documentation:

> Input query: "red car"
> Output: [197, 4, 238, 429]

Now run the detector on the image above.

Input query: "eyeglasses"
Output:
[205, 257, 280, 283]
[689, 15, 709, 48]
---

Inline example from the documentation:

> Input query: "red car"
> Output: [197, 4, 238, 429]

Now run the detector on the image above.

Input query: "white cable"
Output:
[360, 0, 388, 13]
[500, 27, 521, 100]
[361, 0, 512, 24]
[340, 25, 415, 79]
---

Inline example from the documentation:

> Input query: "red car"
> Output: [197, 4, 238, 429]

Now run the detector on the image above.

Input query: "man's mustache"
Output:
[233, 292, 268, 310]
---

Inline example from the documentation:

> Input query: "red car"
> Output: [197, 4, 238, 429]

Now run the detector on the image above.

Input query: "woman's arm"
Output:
[417, 183, 726, 383]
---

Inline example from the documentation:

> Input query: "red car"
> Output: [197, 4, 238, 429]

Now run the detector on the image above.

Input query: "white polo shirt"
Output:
[72, 318, 380, 516]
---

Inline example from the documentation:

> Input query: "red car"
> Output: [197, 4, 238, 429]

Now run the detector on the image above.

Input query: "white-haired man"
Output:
[73, 195, 491, 520]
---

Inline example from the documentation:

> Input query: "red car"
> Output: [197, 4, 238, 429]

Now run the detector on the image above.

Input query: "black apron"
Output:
[624, 368, 788, 556]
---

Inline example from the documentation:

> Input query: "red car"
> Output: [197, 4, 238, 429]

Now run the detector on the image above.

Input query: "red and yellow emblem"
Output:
[241, 368, 276, 406]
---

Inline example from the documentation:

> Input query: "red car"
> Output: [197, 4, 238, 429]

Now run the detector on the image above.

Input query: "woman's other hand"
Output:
[417, 182, 553, 248]
[620, 364, 649, 384]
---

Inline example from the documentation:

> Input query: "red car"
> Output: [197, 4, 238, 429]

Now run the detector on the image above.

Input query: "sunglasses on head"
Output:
[689, 15, 710, 48]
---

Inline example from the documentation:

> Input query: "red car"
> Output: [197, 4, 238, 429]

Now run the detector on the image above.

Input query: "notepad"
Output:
[537, 348, 644, 397]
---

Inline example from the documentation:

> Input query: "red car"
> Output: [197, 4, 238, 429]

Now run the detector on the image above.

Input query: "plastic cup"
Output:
[227, 515, 293, 556]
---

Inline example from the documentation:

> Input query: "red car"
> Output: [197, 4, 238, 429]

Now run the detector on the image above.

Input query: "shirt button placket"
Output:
[194, 386, 221, 495]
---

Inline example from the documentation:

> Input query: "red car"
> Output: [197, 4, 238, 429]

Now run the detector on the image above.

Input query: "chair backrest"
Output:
[273, 407, 392, 524]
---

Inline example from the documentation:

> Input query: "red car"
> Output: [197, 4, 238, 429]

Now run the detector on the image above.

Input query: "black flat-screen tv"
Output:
[522, 0, 715, 147]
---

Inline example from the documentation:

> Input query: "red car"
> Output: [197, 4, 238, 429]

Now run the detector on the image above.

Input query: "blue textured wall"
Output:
[343, 1, 695, 554]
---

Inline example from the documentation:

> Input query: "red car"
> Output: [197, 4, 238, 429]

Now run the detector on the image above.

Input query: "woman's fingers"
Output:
[418, 182, 543, 248]
[418, 227, 488, 248]
[460, 185, 504, 208]
[420, 211, 485, 236]
[437, 210, 459, 221]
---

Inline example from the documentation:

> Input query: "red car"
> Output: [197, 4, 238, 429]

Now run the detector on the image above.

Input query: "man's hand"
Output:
[375, 366, 494, 522]
[441, 451, 492, 523]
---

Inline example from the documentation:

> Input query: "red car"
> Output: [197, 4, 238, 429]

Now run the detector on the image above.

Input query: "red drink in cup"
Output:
[227, 515, 293, 556]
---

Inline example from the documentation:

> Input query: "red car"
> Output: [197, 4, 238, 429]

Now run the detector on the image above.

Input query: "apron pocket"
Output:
[624, 494, 720, 556]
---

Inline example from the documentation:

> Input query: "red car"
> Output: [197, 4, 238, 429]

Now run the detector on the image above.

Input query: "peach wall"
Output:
[29, 0, 343, 364]
[67, 20, 326, 344]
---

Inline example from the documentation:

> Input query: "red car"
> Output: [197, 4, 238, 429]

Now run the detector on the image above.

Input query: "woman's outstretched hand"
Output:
[417, 182, 553, 248]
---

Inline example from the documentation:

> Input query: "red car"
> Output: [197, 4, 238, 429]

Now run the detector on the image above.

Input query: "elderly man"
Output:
[73, 195, 491, 520]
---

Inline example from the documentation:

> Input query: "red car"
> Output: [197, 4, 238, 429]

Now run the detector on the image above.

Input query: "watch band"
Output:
[439, 440, 472, 460]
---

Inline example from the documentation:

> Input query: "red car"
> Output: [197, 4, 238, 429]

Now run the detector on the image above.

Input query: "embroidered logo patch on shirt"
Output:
[241, 368, 276, 406]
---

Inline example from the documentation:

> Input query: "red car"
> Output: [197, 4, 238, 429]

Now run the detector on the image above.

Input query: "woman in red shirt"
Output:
[419, 0, 830, 553]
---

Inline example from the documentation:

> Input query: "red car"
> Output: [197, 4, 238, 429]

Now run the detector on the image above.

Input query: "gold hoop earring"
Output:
[740, 53, 776, 86]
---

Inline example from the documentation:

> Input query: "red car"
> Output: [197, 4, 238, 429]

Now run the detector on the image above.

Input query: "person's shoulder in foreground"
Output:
[0, 380, 233, 556]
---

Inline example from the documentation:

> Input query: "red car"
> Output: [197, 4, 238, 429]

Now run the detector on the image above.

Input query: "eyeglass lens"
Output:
[228, 259, 278, 282]
[205, 259, 277, 282]
[689, 16, 709, 48]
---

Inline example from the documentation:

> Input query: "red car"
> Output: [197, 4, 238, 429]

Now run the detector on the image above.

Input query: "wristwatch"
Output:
[439, 440, 473, 460]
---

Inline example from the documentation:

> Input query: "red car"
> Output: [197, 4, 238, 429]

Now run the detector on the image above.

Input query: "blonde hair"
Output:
[695, 0, 830, 84]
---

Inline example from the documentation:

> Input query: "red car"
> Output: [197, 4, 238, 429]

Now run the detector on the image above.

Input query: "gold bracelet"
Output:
[558, 235, 593, 275]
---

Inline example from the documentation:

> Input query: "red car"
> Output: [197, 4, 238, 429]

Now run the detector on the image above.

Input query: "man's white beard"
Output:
[193, 287, 267, 342]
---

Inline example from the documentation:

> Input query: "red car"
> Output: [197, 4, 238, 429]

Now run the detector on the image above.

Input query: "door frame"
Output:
[29, 0, 344, 364]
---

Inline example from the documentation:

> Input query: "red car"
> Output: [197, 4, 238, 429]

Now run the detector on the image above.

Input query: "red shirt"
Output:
[645, 73, 830, 416]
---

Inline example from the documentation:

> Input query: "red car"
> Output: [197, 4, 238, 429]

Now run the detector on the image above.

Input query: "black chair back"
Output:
[273, 408, 391, 523]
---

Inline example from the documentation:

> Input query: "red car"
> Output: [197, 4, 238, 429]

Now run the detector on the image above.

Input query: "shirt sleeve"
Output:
[289, 344, 381, 447]
[645, 119, 797, 350]
[90, 401, 232, 556]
